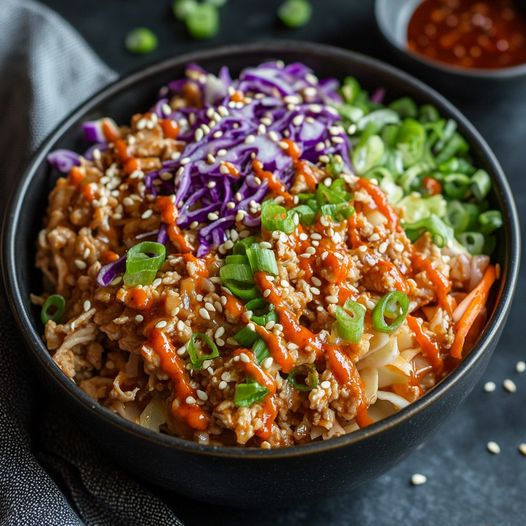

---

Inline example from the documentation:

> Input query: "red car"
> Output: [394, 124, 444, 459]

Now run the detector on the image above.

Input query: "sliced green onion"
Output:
[125, 28, 158, 54]
[277, 0, 312, 28]
[246, 245, 278, 275]
[292, 204, 316, 226]
[419, 104, 440, 123]
[445, 200, 479, 234]
[326, 155, 344, 177]
[225, 255, 249, 265]
[233, 236, 258, 255]
[341, 77, 362, 104]
[252, 338, 270, 364]
[395, 118, 426, 167]
[443, 173, 471, 199]
[438, 157, 475, 175]
[172, 0, 197, 20]
[261, 200, 296, 234]
[234, 326, 260, 347]
[223, 282, 260, 300]
[320, 203, 354, 221]
[335, 300, 366, 343]
[185, 3, 219, 39]
[246, 298, 278, 326]
[41, 294, 65, 324]
[389, 97, 418, 118]
[288, 364, 319, 392]
[315, 180, 350, 205]
[352, 134, 385, 175]
[433, 119, 457, 152]
[219, 263, 253, 283]
[404, 214, 454, 248]
[434, 133, 468, 164]
[123, 241, 166, 286]
[357, 109, 400, 132]
[479, 210, 503, 235]
[372, 292, 409, 333]
[471, 169, 491, 201]
[458, 232, 485, 255]
[186, 333, 220, 369]
[234, 381, 268, 407]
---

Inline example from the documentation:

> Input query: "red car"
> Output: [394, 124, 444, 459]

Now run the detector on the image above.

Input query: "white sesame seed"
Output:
[214, 326, 225, 338]
[311, 277, 322, 287]
[326, 295, 339, 304]
[207, 181, 216, 189]
[519, 444, 526, 456]
[503, 379, 517, 393]
[123, 197, 134, 207]
[487, 441, 501, 454]
[180, 157, 190, 166]
[177, 320, 185, 332]
[208, 212, 219, 221]
[378, 241, 388, 254]
[205, 302, 216, 312]
[218, 381, 227, 390]
[239, 353, 250, 363]
[247, 322, 256, 331]
[155, 320, 167, 329]
[265, 320, 276, 330]
[262, 357, 274, 369]
[74, 259, 87, 270]
[516, 361, 526, 373]
[369, 233, 380, 242]
[195, 129, 204, 141]
[141, 209, 153, 219]
[135, 314, 144, 323]
[196, 390, 208, 401]
[83, 300, 91, 312]
[410, 474, 427, 486]
[311, 287, 321, 296]
[199, 308, 211, 321]
[484, 381, 496, 392]
[305, 246, 316, 255]
[226, 201, 236, 209]
[151, 278, 161, 288]
[263, 289, 271, 298]
[321, 381, 331, 389]
[185, 396, 197, 405]
[110, 276, 122, 286]
[245, 135, 255, 144]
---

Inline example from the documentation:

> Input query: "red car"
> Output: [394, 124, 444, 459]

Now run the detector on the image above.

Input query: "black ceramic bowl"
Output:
[375, 0, 526, 96]
[1, 41, 520, 508]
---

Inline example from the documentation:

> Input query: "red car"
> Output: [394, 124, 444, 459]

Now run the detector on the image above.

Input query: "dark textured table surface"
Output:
[38, 1, 526, 524]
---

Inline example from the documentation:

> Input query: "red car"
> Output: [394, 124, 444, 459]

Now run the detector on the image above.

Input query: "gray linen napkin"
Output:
[0, 1, 182, 524]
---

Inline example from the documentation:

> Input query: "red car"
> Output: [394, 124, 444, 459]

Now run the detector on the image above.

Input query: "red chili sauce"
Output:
[407, 0, 526, 69]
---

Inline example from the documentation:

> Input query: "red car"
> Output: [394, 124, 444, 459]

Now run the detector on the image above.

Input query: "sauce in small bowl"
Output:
[407, 0, 526, 70]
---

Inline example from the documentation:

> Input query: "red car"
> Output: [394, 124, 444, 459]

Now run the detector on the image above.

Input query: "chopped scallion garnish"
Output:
[41, 294, 66, 324]
[372, 292, 409, 333]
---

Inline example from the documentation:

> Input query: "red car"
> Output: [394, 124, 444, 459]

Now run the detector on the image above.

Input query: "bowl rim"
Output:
[374, 0, 526, 80]
[1, 40, 521, 460]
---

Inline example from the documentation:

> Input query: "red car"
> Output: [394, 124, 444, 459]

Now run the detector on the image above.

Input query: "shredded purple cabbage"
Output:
[146, 61, 351, 255]
[96, 256, 126, 287]
[47, 149, 81, 173]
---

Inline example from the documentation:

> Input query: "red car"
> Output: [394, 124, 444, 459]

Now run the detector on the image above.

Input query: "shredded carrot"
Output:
[125, 288, 152, 310]
[102, 118, 120, 142]
[412, 253, 452, 315]
[81, 182, 96, 202]
[68, 166, 85, 187]
[102, 250, 120, 264]
[124, 158, 140, 175]
[160, 119, 179, 139]
[422, 176, 442, 196]
[356, 178, 400, 231]
[407, 315, 444, 374]
[114, 139, 129, 162]
[450, 265, 496, 359]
